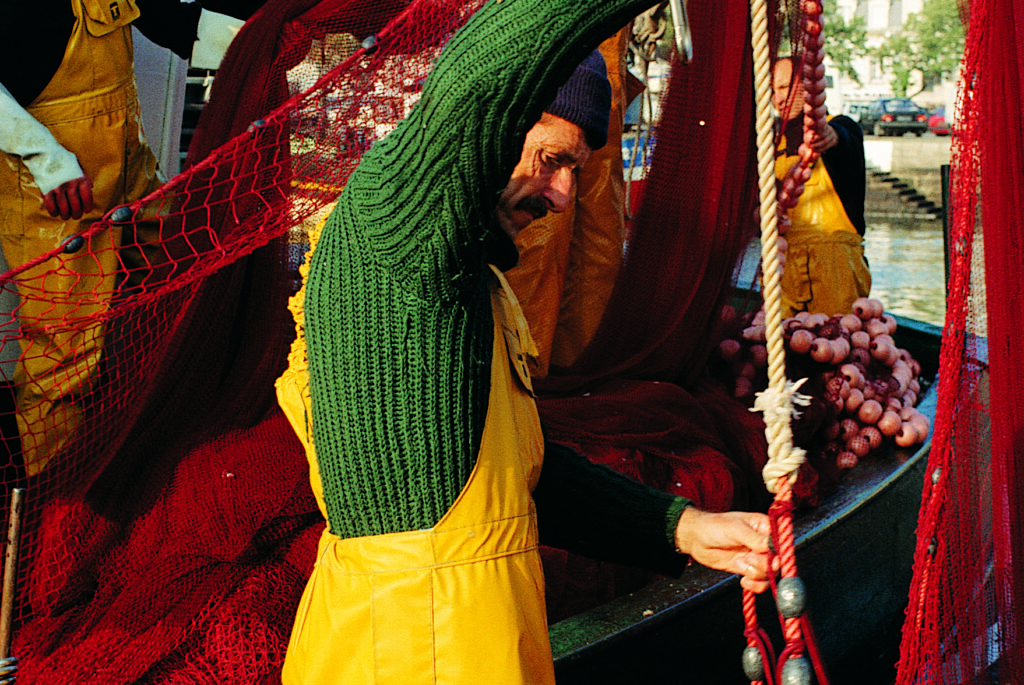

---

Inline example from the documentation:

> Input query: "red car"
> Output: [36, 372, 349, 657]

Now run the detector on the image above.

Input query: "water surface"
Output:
[863, 217, 946, 327]
[737, 216, 948, 327]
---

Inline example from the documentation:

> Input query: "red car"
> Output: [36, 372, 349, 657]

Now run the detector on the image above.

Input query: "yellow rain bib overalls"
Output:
[276, 227, 553, 684]
[775, 121, 871, 318]
[0, 0, 163, 474]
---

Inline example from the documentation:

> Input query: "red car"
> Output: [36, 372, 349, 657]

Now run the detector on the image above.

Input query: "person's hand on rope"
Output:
[674, 507, 775, 593]
[44, 174, 94, 220]
[804, 120, 838, 154]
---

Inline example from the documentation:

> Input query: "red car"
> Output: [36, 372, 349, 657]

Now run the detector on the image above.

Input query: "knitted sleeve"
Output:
[345, 0, 659, 300]
[306, 0, 660, 539]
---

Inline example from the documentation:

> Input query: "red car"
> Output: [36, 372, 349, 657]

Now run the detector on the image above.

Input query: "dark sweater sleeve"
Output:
[821, 114, 867, 235]
[535, 441, 691, 577]
[134, 1, 267, 61]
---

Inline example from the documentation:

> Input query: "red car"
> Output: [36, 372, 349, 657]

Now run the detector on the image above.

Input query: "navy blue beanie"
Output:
[545, 50, 612, 150]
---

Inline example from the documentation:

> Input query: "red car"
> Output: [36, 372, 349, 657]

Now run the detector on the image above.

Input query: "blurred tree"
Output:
[822, 0, 867, 85]
[874, 31, 914, 96]
[873, 0, 965, 96]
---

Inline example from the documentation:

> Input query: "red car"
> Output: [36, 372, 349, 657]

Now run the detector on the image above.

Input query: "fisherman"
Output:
[0, 0, 260, 474]
[772, 56, 872, 317]
[274, 1, 774, 682]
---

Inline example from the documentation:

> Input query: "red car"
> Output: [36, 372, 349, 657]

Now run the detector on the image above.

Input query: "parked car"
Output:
[928, 105, 952, 135]
[859, 98, 929, 136]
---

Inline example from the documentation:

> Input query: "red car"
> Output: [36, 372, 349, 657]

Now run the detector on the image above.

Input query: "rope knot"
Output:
[751, 377, 811, 492]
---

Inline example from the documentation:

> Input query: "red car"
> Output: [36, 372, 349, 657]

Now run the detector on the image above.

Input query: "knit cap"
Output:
[545, 50, 612, 150]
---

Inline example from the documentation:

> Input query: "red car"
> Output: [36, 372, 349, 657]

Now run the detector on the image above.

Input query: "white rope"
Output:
[751, 379, 812, 485]
[748, 0, 808, 493]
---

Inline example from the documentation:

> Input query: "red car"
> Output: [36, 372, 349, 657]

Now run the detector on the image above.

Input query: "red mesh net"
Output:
[0, 0, 1014, 681]
[895, 0, 1024, 681]
[4, 1, 483, 681]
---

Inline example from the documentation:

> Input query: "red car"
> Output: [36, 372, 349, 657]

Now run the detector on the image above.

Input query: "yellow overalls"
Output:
[775, 126, 871, 318]
[276, 227, 552, 684]
[0, 0, 163, 474]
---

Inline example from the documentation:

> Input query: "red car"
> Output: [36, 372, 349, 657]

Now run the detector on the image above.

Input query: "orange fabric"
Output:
[504, 29, 632, 377]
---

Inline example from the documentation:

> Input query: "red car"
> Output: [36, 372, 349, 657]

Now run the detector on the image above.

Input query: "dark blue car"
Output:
[859, 98, 929, 137]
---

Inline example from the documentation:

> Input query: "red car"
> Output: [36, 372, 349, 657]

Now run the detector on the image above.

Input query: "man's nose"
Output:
[543, 167, 574, 213]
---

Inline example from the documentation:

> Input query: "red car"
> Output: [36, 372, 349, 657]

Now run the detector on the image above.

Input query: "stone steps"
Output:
[865, 167, 943, 220]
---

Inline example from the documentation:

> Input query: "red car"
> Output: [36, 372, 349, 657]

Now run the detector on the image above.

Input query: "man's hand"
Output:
[674, 507, 775, 593]
[806, 122, 838, 153]
[44, 175, 94, 220]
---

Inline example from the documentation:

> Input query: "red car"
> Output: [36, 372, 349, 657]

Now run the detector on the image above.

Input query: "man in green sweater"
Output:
[278, 1, 774, 681]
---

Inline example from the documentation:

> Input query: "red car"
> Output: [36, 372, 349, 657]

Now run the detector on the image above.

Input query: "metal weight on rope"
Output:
[247, 119, 267, 138]
[61, 235, 85, 254]
[776, 576, 807, 618]
[742, 645, 765, 681]
[110, 205, 135, 224]
[780, 655, 813, 685]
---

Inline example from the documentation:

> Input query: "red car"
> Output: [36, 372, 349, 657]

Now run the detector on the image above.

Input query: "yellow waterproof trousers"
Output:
[775, 136, 871, 317]
[780, 230, 872, 318]
[276, 225, 552, 683]
[0, 0, 162, 474]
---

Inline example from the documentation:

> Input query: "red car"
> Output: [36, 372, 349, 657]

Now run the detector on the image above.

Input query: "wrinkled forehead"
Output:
[772, 58, 794, 86]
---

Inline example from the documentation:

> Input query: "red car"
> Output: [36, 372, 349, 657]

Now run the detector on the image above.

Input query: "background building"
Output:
[830, 0, 958, 116]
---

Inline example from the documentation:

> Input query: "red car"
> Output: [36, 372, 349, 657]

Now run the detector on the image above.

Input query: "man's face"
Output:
[771, 59, 804, 121]
[495, 113, 592, 240]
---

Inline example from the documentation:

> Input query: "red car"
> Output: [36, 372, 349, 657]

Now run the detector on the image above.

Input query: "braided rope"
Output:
[749, 0, 807, 495]
[742, 1, 831, 683]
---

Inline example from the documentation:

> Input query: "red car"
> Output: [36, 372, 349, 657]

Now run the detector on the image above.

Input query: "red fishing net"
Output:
[0, 0, 1012, 681]
[895, 0, 1024, 681]
[5, 1, 480, 681]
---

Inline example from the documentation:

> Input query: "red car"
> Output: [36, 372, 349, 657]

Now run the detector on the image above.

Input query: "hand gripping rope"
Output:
[743, 0, 831, 683]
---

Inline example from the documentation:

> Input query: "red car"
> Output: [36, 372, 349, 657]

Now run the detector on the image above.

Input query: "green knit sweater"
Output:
[305, 0, 688, 575]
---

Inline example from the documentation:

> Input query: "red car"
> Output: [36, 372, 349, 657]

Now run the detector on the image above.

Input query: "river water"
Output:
[863, 216, 947, 327]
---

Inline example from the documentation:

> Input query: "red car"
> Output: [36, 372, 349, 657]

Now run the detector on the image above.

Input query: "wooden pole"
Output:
[0, 488, 24, 660]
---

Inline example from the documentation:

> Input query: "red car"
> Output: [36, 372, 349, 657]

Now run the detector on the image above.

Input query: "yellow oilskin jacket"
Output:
[276, 226, 552, 684]
[774, 124, 871, 317]
[0, 0, 162, 474]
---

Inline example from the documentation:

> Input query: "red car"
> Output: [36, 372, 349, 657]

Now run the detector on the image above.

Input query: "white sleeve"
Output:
[190, 10, 245, 70]
[0, 81, 85, 195]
